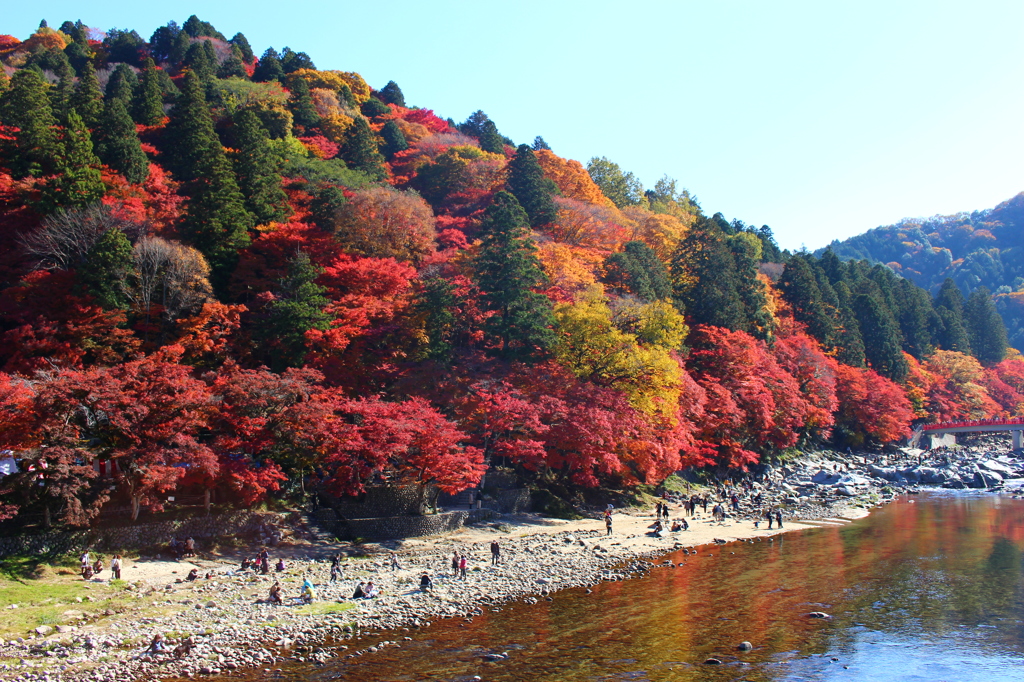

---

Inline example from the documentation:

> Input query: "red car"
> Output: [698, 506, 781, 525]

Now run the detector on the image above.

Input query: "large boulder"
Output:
[916, 467, 947, 485]
[812, 470, 841, 485]
[973, 469, 1003, 488]
[868, 465, 898, 481]
[979, 460, 1017, 477]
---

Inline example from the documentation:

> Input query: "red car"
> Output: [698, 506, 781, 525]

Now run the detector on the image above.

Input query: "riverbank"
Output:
[2, 438, 1020, 682]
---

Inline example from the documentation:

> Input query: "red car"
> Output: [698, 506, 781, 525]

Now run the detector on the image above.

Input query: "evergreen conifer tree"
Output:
[1, 69, 58, 178]
[603, 241, 672, 302]
[933, 278, 972, 354]
[217, 45, 249, 79]
[380, 119, 408, 159]
[965, 287, 1008, 365]
[779, 256, 836, 346]
[507, 144, 557, 227]
[532, 136, 550, 151]
[97, 98, 149, 184]
[78, 227, 134, 309]
[252, 48, 284, 82]
[70, 62, 103, 129]
[132, 57, 166, 125]
[474, 191, 555, 357]
[0, 69, 9, 100]
[340, 117, 387, 180]
[894, 279, 936, 359]
[478, 120, 505, 154]
[51, 72, 74, 121]
[233, 109, 289, 224]
[414, 276, 458, 363]
[670, 217, 747, 331]
[166, 72, 252, 288]
[263, 251, 331, 370]
[833, 281, 866, 367]
[38, 110, 105, 212]
[229, 33, 254, 63]
[378, 80, 406, 107]
[854, 292, 908, 381]
[105, 63, 138, 105]
[287, 76, 319, 132]
[183, 41, 216, 86]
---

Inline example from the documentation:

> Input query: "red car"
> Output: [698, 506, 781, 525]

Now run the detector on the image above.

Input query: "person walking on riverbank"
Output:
[491, 540, 501, 566]
[606, 513, 613, 536]
[775, 510, 783, 528]
[459, 554, 468, 579]
[111, 554, 122, 581]
[451, 551, 460, 577]
[765, 509, 773, 529]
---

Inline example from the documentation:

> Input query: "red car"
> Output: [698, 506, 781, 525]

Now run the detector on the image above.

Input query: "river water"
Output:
[241, 492, 1024, 681]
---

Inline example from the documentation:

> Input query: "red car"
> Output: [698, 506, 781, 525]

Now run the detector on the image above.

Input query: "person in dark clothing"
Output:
[766, 510, 774, 530]
[606, 515, 613, 536]
[419, 573, 433, 591]
[490, 540, 501, 566]
[352, 582, 366, 599]
[775, 510, 783, 528]
[702, 496, 709, 513]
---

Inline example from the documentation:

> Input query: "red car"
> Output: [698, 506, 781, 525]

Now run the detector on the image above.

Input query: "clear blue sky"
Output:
[7, 1, 1024, 250]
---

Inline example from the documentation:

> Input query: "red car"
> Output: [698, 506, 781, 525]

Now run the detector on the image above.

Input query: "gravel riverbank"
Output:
[3, 439, 1022, 682]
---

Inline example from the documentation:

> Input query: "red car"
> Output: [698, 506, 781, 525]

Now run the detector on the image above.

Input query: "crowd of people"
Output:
[79, 551, 122, 581]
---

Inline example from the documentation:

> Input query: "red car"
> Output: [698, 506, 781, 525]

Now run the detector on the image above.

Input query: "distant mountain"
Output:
[818, 192, 1024, 350]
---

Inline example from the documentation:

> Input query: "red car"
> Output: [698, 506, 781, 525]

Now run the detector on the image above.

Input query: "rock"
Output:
[980, 460, 1017, 477]
[34, 626, 52, 637]
[973, 470, 1003, 488]
[738, 641, 753, 651]
[835, 485, 858, 497]
[704, 657, 723, 664]
[806, 612, 831, 619]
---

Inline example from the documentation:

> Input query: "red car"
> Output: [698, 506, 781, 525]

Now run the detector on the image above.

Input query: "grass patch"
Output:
[293, 601, 356, 616]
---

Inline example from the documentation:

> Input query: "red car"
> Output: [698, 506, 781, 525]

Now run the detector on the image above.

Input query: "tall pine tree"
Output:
[964, 287, 1008, 365]
[38, 110, 105, 212]
[105, 63, 138, 106]
[166, 71, 252, 289]
[97, 98, 149, 184]
[474, 191, 555, 357]
[380, 119, 408, 159]
[933, 278, 972, 354]
[132, 57, 166, 125]
[262, 251, 331, 370]
[1, 69, 58, 178]
[70, 62, 103, 129]
[340, 116, 386, 180]
[507, 144, 557, 228]
[287, 75, 319, 132]
[670, 216, 747, 331]
[233, 109, 289, 224]
[78, 227, 134, 310]
[854, 292, 908, 381]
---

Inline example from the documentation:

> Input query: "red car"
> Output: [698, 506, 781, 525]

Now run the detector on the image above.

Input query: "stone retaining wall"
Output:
[491, 488, 531, 513]
[0, 511, 281, 559]
[340, 511, 468, 540]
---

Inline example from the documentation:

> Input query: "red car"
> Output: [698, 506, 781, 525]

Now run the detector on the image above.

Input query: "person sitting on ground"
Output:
[352, 581, 366, 599]
[268, 581, 283, 605]
[275, 558, 286, 572]
[92, 558, 104, 577]
[148, 633, 167, 655]
[82, 563, 94, 580]
[186, 568, 199, 582]
[241, 557, 252, 571]
[300, 579, 317, 604]
[419, 573, 433, 591]
[670, 520, 683, 532]
[363, 580, 379, 598]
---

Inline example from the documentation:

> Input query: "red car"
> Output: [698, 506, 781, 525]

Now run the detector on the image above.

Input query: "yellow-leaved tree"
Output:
[553, 285, 687, 419]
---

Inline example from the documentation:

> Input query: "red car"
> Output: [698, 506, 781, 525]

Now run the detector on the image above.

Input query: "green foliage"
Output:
[670, 216, 747, 331]
[233, 109, 290, 224]
[1, 69, 58, 178]
[378, 80, 405, 107]
[934, 278, 972, 354]
[273, 138, 373, 187]
[414, 276, 458, 363]
[853, 292, 908, 381]
[97, 98, 150, 184]
[78, 227, 134, 309]
[459, 110, 505, 153]
[779, 255, 837, 346]
[280, 47, 315, 73]
[38, 111, 105, 212]
[69, 62, 103, 130]
[380, 119, 408, 159]
[604, 241, 672, 302]
[183, 41, 216, 85]
[287, 75, 320, 132]
[360, 97, 390, 119]
[587, 156, 644, 207]
[229, 32, 254, 63]
[132, 57, 165, 125]
[965, 286, 1008, 364]
[217, 45, 249, 80]
[104, 63, 138, 106]
[253, 47, 284, 82]
[263, 251, 332, 370]
[340, 116, 386, 181]
[182, 15, 225, 40]
[507, 144, 557, 228]
[474, 191, 555, 357]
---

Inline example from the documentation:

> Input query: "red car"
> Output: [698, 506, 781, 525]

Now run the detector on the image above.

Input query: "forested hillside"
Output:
[820, 192, 1024, 351]
[0, 17, 1021, 529]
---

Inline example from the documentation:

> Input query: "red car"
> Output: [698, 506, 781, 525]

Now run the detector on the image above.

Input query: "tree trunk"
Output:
[43, 503, 51, 529]
[204, 488, 211, 516]
[131, 495, 141, 521]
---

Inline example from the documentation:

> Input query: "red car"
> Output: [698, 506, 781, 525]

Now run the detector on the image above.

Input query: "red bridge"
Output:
[913, 417, 1024, 449]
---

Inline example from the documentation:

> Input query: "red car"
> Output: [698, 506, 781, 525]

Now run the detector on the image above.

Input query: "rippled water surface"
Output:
[234, 493, 1024, 681]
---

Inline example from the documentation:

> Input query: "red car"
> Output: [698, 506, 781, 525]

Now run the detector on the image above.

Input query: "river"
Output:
[232, 492, 1024, 681]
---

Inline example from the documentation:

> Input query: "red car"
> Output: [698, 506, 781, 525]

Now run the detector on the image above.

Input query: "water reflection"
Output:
[225, 493, 1024, 681]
